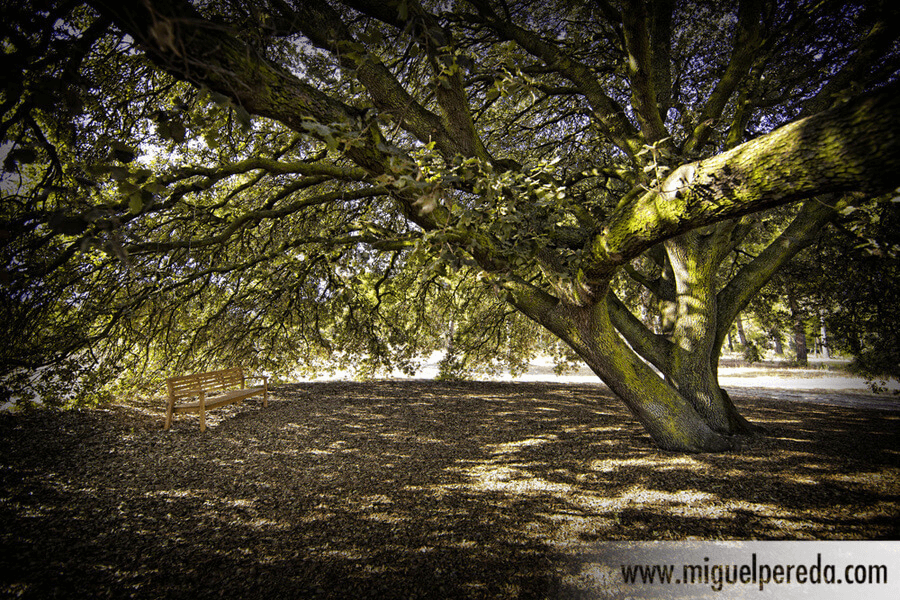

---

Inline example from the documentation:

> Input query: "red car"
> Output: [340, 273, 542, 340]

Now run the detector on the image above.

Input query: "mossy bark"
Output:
[664, 232, 758, 435]
[589, 81, 900, 279]
[571, 301, 739, 452]
[509, 285, 739, 452]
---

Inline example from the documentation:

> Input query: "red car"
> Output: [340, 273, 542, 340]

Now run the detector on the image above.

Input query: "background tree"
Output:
[823, 201, 900, 387]
[2, 0, 899, 450]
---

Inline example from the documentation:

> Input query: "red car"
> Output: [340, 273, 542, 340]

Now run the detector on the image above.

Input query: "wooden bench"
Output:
[165, 367, 268, 432]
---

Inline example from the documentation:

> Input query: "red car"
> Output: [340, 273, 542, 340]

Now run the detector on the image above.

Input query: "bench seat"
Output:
[172, 386, 267, 411]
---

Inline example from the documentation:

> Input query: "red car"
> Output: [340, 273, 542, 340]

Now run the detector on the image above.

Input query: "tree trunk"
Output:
[545, 199, 840, 452]
[847, 329, 862, 356]
[507, 284, 739, 452]
[736, 315, 748, 346]
[787, 290, 808, 365]
[663, 233, 757, 435]
[819, 316, 830, 359]
[772, 331, 784, 355]
[511, 255, 763, 451]
[557, 300, 737, 452]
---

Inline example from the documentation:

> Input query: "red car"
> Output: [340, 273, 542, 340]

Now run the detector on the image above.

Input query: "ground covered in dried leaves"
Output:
[2, 381, 899, 599]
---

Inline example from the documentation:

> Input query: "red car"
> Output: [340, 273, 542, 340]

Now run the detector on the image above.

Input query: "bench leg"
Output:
[165, 397, 174, 430]
[199, 391, 206, 433]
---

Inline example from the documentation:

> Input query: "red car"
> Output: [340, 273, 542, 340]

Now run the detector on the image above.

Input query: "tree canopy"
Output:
[2, 0, 899, 450]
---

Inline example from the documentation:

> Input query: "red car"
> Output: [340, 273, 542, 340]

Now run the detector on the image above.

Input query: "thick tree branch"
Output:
[649, 0, 675, 121]
[590, 79, 900, 277]
[401, 1, 490, 161]
[607, 291, 675, 373]
[621, 2, 669, 142]
[88, 0, 388, 173]
[165, 157, 371, 183]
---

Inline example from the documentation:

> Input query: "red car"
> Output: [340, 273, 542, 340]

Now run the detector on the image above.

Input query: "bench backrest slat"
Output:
[167, 367, 244, 400]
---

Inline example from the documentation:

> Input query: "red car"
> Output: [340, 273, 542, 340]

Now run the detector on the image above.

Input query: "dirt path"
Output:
[722, 385, 900, 411]
[515, 361, 900, 411]
[312, 358, 900, 412]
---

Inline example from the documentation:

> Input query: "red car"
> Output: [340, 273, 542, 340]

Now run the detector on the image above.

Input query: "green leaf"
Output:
[361, 29, 383, 45]
[142, 182, 166, 195]
[84, 164, 109, 177]
[302, 121, 333, 138]
[108, 166, 130, 182]
[209, 91, 230, 105]
[169, 122, 187, 143]
[109, 141, 136, 163]
[234, 106, 252, 132]
[132, 168, 154, 182]
[204, 132, 220, 149]
[12, 147, 39, 164]
[457, 55, 475, 72]
[128, 192, 144, 214]
[117, 181, 140, 195]
[158, 120, 186, 143]
[73, 175, 97, 188]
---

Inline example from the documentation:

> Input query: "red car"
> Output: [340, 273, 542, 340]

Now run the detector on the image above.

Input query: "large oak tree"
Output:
[2, 0, 899, 450]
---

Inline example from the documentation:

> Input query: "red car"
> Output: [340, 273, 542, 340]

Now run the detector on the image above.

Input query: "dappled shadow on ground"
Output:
[1, 381, 898, 598]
